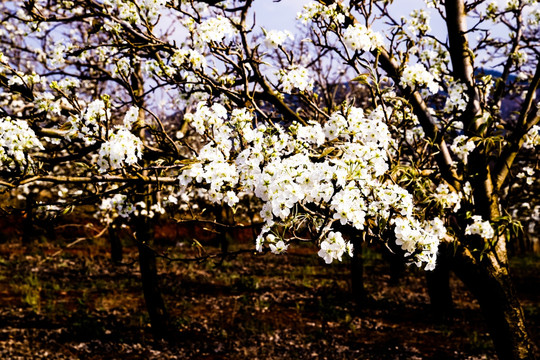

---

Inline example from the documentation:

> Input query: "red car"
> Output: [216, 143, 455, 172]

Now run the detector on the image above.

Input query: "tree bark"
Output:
[452, 243, 536, 360]
[461, 158, 536, 359]
[128, 61, 172, 342]
[214, 205, 230, 255]
[426, 244, 454, 323]
[350, 238, 366, 308]
[22, 192, 36, 244]
[135, 217, 172, 342]
[109, 220, 123, 264]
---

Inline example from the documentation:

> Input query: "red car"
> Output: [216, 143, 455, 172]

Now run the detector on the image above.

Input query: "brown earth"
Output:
[0, 229, 538, 360]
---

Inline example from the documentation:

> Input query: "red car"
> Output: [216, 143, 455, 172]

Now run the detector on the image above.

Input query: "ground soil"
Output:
[0, 231, 538, 359]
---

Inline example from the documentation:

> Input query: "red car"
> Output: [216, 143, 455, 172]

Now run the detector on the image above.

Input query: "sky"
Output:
[250, 0, 306, 31]
[249, 0, 527, 38]
[249, 0, 535, 70]
[250, 0, 445, 32]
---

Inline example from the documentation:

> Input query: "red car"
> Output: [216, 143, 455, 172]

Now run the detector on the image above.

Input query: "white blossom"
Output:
[276, 66, 314, 93]
[343, 24, 383, 52]
[98, 128, 143, 172]
[123, 106, 139, 130]
[465, 215, 495, 240]
[523, 125, 540, 149]
[196, 16, 237, 44]
[400, 63, 440, 94]
[99, 194, 135, 223]
[171, 49, 206, 71]
[434, 183, 462, 212]
[451, 135, 476, 162]
[264, 29, 294, 49]
[0, 117, 44, 169]
[444, 79, 469, 113]
[297, 1, 346, 24]
[405, 9, 431, 39]
[269, 240, 289, 254]
[318, 231, 353, 264]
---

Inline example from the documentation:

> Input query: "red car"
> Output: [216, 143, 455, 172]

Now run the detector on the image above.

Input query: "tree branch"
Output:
[18, 175, 178, 186]
[444, 0, 482, 133]
[376, 48, 461, 190]
[494, 59, 540, 191]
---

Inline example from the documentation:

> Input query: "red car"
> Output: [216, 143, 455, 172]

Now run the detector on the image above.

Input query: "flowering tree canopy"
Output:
[0, 0, 538, 358]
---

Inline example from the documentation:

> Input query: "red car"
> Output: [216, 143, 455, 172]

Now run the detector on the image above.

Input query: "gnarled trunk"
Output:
[426, 244, 454, 323]
[109, 220, 123, 264]
[350, 238, 365, 308]
[452, 243, 536, 360]
[135, 217, 172, 342]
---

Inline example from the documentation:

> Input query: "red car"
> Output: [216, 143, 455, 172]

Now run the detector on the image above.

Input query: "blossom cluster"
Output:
[276, 66, 314, 93]
[343, 24, 383, 52]
[264, 29, 294, 49]
[0, 117, 44, 170]
[297, 1, 346, 25]
[171, 49, 206, 71]
[405, 9, 431, 39]
[465, 215, 495, 240]
[516, 166, 535, 186]
[122, 106, 139, 130]
[318, 231, 354, 264]
[67, 99, 110, 145]
[113, 57, 132, 78]
[433, 183, 462, 212]
[7, 71, 43, 88]
[98, 193, 166, 224]
[134, 200, 166, 218]
[443, 79, 469, 113]
[179, 103, 241, 206]
[102, 0, 166, 25]
[98, 127, 143, 172]
[524, 124, 540, 149]
[393, 217, 445, 270]
[267, 234, 288, 254]
[400, 63, 440, 94]
[99, 194, 135, 222]
[450, 135, 476, 162]
[179, 102, 445, 269]
[408, 37, 450, 77]
[48, 40, 72, 67]
[34, 92, 63, 118]
[183, 102, 229, 136]
[50, 77, 81, 92]
[196, 16, 237, 44]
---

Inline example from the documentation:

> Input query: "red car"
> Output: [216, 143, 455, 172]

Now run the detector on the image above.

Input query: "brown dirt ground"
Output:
[0, 230, 538, 360]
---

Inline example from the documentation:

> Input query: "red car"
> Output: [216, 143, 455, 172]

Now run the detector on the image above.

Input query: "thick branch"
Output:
[494, 59, 540, 191]
[18, 175, 178, 186]
[445, 0, 474, 85]
[445, 0, 482, 132]
[377, 49, 461, 190]
[491, 12, 523, 108]
[235, 2, 306, 125]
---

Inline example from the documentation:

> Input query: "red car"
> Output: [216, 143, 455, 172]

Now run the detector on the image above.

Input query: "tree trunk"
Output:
[135, 217, 172, 342]
[452, 244, 536, 360]
[129, 63, 172, 342]
[22, 192, 36, 244]
[109, 220, 123, 264]
[214, 205, 230, 255]
[426, 243, 454, 323]
[350, 239, 366, 308]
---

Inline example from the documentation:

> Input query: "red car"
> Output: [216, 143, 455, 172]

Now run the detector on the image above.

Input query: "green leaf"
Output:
[351, 74, 370, 85]
[62, 205, 74, 215]
[319, 146, 335, 158]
